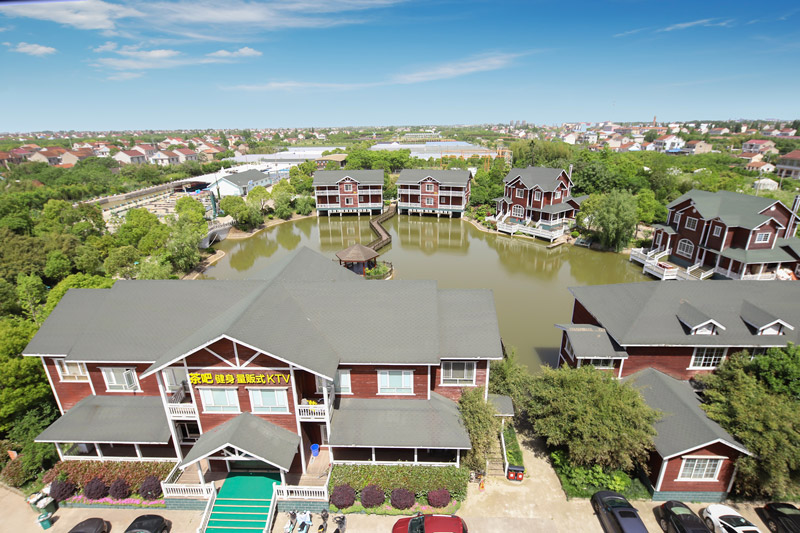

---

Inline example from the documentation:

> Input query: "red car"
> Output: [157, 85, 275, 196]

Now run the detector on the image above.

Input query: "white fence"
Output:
[167, 403, 198, 419]
[296, 404, 328, 421]
[274, 485, 329, 501]
[497, 222, 566, 242]
[196, 487, 217, 533]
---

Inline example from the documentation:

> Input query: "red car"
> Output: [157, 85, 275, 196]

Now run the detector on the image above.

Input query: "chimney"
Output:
[568, 164, 573, 180]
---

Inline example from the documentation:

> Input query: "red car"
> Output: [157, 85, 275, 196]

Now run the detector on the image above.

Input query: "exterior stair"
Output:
[486, 435, 506, 477]
[206, 497, 271, 533]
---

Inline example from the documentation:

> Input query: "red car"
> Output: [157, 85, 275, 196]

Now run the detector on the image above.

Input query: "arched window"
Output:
[511, 204, 524, 218]
[676, 238, 694, 259]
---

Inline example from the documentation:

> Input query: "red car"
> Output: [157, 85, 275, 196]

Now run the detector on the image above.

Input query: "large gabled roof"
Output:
[667, 189, 783, 229]
[503, 166, 570, 191]
[312, 170, 384, 186]
[217, 169, 270, 188]
[568, 281, 800, 347]
[624, 368, 750, 458]
[396, 169, 472, 186]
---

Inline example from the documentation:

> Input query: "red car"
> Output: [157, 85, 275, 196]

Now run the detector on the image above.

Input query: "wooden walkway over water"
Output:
[367, 203, 397, 251]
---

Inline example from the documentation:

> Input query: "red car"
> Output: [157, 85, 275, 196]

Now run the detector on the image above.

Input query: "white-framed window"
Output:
[426, 183, 434, 192]
[749, 347, 767, 359]
[343, 183, 353, 192]
[674, 213, 682, 227]
[55, 360, 89, 382]
[377, 370, 413, 395]
[755, 232, 770, 243]
[534, 190, 542, 201]
[335, 370, 352, 394]
[678, 457, 723, 481]
[441, 361, 476, 385]
[511, 204, 524, 218]
[199, 387, 240, 413]
[515, 188, 524, 198]
[690, 347, 726, 369]
[345, 197, 353, 206]
[563, 336, 574, 359]
[581, 358, 614, 369]
[676, 238, 695, 259]
[554, 190, 562, 200]
[359, 195, 365, 202]
[685, 217, 698, 231]
[712, 226, 722, 237]
[426, 197, 434, 206]
[101, 367, 140, 392]
[249, 388, 290, 414]
[162, 367, 188, 390]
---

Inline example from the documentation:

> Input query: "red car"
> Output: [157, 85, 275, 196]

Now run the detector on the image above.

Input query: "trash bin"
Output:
[37, 496, 57, 514]
[310, 444, 320, 457]
[507, 465, 524, 482]
[37, 513, 53, 530]
[27, 493, 43, 513]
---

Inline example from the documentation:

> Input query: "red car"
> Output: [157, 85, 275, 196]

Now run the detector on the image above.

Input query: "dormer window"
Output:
[685, 217, 698, 231]
[534, 191, 542, 201]
[740, 300, 794, 336]
[677, 302, 725, 336]
[712, 226, 722, 237]
[755, 232, 770, 244]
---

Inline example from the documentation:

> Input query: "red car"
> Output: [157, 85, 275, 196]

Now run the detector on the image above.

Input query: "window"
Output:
[554, 191, 561, 200]
[343, 183, 352, 192]
[335, 370, 352, 394]
[249, 388, 289, 414]
[511, 204, 524, 218]
[101, 367, 140, 391]
[755, 232, 770, 243]
[534, 190, 542, 201]
[678, 458, 722, 481]
[563, 336, 574, 359]
[749, 347, 767, 359]
[515, 188, 524, 198]
[674, 213, 682, 227]
[55, 360, 88, 382]
[162, 367, 188, 390]
[581, 358, 614, 369]
[345, 197, 353, 206]
[685, 217, 698, 231]
[359, 195, 365, 202]
[426, 183, 434, 192]
[690, 347, 726, 369]
[378, 370, 413, 395]
[199, 388, 239, 413]
[426, 197, 434, 206]
[712, 226, 722, 237]
[676, 238, 695, 259]
[441, 361, 476, 385]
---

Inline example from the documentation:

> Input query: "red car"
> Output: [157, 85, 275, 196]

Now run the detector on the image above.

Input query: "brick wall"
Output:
[430, 360, 488, 401]
[621, 347, 700, 379]
[45, 357, 92, 411]
[345, 365, 429, 399]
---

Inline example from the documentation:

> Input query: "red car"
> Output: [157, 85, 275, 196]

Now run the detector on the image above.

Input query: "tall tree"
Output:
[15, 273, 47, 324]
[592, 190, 638, 252]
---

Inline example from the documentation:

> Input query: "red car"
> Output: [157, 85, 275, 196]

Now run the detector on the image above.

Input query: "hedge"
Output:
[42, 461, 174, 490]
[503, 424, 524, 468]
[0, 457, 26, 488]
[328, 465, 469, 501]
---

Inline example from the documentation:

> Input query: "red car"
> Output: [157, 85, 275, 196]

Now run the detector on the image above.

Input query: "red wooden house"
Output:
[494, 166, 584, 226]
[313, 170, 383, 216]
[396, 169, 472, 217]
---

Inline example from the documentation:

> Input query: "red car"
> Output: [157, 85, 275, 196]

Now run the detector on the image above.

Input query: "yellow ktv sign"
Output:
[189, 373, 291, 385]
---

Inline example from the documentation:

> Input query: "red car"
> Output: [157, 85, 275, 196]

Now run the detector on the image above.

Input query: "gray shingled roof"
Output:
[556, 324, 627, 358]
[624, 369, 749, 458]
[36, 396, 170, 444]
[488, 394, 514, 417]
[652, 223, 677, 235]
[568, 281, 800, 347]
[25, 247, 503, 380]
[719, 246, 795, 264]
[538, 202, 576, 215]
[740, 300, 788, 330]
[503, 167, 569, 191]
[329, 392, 471, 449]
[667, 189, 781, 229]
[335, 243, 378, 262]
[676, 302, 715, 330]
[218, 169, 269, 188]
[179, 412, 300, 471]
[396, 169, 472, 186]
[312, 170, 383, 186]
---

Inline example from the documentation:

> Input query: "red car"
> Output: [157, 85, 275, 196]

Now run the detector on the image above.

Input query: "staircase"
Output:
[486, 435, 506, 478]
[206, 497, 272, 533]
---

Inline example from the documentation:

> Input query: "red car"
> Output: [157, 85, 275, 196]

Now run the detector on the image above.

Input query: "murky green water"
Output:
[202, 215, 650, 370]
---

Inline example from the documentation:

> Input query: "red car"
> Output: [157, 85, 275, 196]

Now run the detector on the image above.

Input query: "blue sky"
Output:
[1, 0, 799, 131]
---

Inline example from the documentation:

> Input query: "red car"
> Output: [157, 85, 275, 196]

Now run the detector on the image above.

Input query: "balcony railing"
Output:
[497, 222, 566, 242]
[296, 404, 328, 421]
[167, 403, 198, 419]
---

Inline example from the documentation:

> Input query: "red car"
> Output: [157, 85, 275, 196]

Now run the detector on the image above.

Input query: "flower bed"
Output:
[330, 500, 460, 516]
[61, 494, 166, 509]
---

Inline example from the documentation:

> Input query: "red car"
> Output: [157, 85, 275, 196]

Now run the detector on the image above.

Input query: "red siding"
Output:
[420, 179, 439, 209]
[704, 222, 726, 251]
[86, 362, 161, 397]
[346, 365, 429, 399]
[45, 357, 93, 411]
[338, 179, 359, 208]
[430, 360, 489, 401]
[621, 347, 704, 379]
[748, 220, 780, 250]
[184, 339, 288, 370]
[658, 442, 741, 493]
[571, 300, 601, 326]
[730, 228, 750, 249]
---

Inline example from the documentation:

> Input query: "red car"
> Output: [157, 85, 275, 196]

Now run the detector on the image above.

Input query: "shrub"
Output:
[50, 479, 77, 502]
[0, 440, 12, 469]
[330, 484, 356, 509]
[571, 231, 580, 238]
[42, 461, 173, 489]
[83, 477, 109, 500]
[503, 424, 524, 468]
[427, 489, 451, 508]
[329, 465, 469, 501]
[390, 488, 415, 510]
[109, 478, 131, 499]
[360, 484, 385, 508]
[139, 476, 162, 500]
[0, 457, 26, 488]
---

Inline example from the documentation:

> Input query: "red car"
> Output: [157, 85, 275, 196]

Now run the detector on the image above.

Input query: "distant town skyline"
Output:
[2, 0, 799, 131]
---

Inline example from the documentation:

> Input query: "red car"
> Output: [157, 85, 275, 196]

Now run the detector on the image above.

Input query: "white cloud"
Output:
[0, 26, 9, 33]
[613, 27, 648, 38]
[108, 71, 143, 81]
[207, 46, 262, 58]
[234, 51, 524, 91]
[657, 18, 734, 32]
[115, 46, 181, 60]
[9, 42, 57, 56]
[93, 41, 118, 52]
[0, 0, 142, 31]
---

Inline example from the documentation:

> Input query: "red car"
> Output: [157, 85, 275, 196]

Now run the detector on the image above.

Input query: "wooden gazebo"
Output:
[336, 244, 379, 276]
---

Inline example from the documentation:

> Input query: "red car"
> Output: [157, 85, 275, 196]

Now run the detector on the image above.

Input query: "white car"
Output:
[701, 504, 762, 533]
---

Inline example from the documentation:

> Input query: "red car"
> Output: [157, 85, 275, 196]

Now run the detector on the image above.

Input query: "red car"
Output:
[392, 514, 468, 533]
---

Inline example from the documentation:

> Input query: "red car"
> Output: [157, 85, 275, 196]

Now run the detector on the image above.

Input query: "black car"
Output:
[124, 515, 171, 533]
[591, 491, 649, 533]
[659, 501, 712, 533]
[763, 503, 800, 533]
[68, 518, 110, 533]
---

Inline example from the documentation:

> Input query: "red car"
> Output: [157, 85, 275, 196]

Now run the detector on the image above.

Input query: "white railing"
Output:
[167, 403, 198, 419]
[499, 429, 509, 479]
[196, 485, 217, 533]
[629, 248, 649, 264]
[296, 404, 328, 421]
[497, 222, 566, 242]
[274, 485, 329, 500]
[643, 262, 678, 280]
[168, 386, 186, 404]
[741, 272, 778, 280]
[163, 483, 215, 498]
[263, 485, 278, 533]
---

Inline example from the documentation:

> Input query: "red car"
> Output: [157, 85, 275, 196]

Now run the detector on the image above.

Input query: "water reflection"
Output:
[390, 216, 468, 255]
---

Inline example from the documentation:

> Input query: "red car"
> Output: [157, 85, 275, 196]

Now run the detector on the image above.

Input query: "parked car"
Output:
[124, 515, 171, 533]
[659, 501, 712, 533]
[701, 504, 762, 533]
[392, 513, 468, 533]
[68, 518, 110, 533]
[763, 503, 800, 533]
[591, 490, 649, 533]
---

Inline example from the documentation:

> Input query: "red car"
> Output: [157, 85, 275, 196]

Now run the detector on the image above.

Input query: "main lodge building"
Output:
[26, 248, 503, 506]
